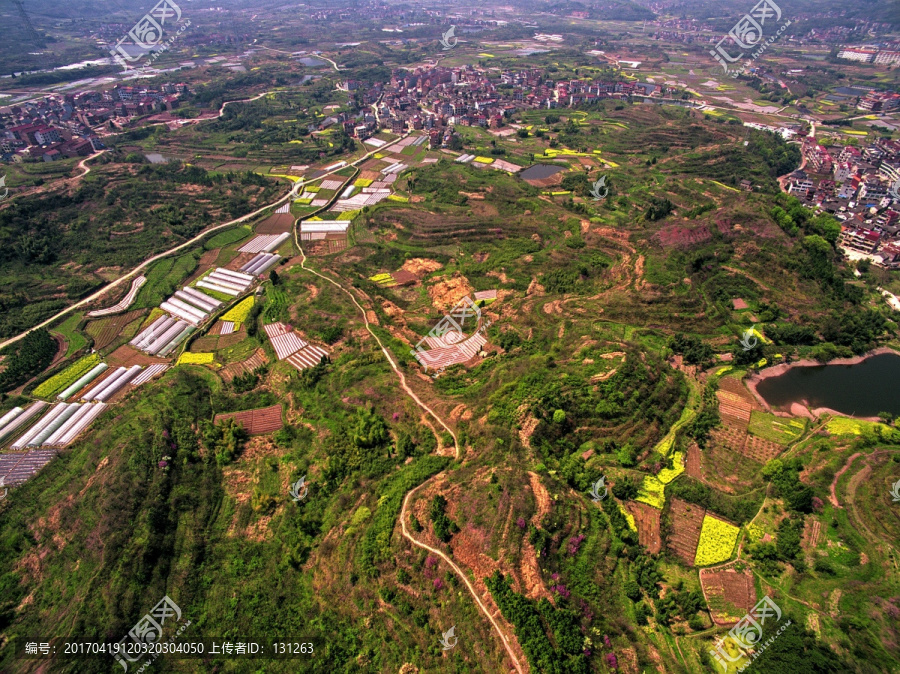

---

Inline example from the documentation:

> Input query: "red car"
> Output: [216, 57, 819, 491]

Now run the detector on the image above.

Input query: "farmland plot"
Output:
[85, 310, 146, 350]
[623, 500, 662, 554]
[667, 498, 706, 565]
[700, 564, 756, 625]
[694, 515, 740, 566]
[214, 404, 283, 435]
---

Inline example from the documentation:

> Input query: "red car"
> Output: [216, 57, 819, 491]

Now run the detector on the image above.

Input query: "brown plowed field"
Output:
[667, 498, 706, 565]
[220, 348, 267, 382]
[685, 443, 703, 479]
[710, 427, 782, 464]
[391, 270, 418, 286]
[256, 213, 295, 235]
[624, 500, 662, 554]
[107, 345, 170, 367]
[191, 335, 220, 352]
[215, 404, 283, 435]
[226, 252, 256, 271]
[700, 565, 756, 625]
[802, 518, 822, 550]
[716, 377, 759, 430]
[85, 309, 147, 350]
[217, 330, 247, 349]
[716, 389, 753, 426]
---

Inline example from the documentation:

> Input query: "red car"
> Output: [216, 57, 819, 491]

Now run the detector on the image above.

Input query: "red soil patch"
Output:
[624, 500, 662, 554]
[390, 270, 418, 286]
[667, 498, 706, 565]
[700, 565, 757, 625]
[709, 427, 782, 464]
[255, 213, 295, 235]
[49, 334, 67, 367]
[107, 345, 169, 367]
[214, 404, 283, 435]
[732, 298, 749, 310]
[653, 224, 712, 248]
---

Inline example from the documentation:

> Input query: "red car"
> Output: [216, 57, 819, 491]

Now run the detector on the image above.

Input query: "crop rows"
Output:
[220, 296, 255, 326]
[694, 515, 740, 566]
[33, 354, 102, 398]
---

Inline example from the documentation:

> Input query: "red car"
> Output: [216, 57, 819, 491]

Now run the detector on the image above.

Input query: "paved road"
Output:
[0, 121, 400, 351]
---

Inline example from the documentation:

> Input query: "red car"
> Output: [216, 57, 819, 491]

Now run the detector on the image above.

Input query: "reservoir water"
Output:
[755, 352, 900, 417]
[520, 164, 566, 180]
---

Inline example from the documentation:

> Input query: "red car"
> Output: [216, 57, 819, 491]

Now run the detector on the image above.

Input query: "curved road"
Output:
[218, 90, 270, 117]
[0, 118, 403, 352]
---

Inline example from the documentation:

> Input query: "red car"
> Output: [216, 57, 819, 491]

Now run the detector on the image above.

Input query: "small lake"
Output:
[756, 352, 900, 417]
[520, 164, 566, 181]
[297, 56, 328, 67]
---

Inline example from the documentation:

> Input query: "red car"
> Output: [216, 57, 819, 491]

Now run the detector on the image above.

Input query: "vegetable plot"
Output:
[33, 354, 102, 398]
[694, 515, 740, 566]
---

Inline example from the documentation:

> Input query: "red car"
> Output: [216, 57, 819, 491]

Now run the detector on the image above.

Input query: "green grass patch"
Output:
[748, 411, 806, 444]
[52, 313, 87, 357]
[204, 225, 253, 250]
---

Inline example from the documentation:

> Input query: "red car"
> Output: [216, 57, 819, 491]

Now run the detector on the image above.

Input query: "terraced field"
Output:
[214, 403, 283, 434]
[624, 499, 662, 554]
[85, 310, 146, 350]
[709, 427, 783, 464]
[700, 564, 756, 625]
[220, 348, 268, 382]
[667, 497, 706, 565]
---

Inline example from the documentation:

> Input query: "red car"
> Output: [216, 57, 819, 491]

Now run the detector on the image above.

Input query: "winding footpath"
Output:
[292, 212, 526, 674]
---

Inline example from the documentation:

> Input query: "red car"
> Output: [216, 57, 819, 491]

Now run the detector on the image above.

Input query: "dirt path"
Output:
[218, 90, 270, 118]
[722, 265, 771, 292]
[400, 482, 526, 673]
[841, 450, 900, 573]
[294, 208, 526, 673]
[830, 452, 862, 508]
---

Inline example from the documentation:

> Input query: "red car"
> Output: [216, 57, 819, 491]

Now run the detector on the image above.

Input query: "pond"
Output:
[519, 164, 566, 181]
[755, 352, 900, 417]
[297, 56, 328, 67]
